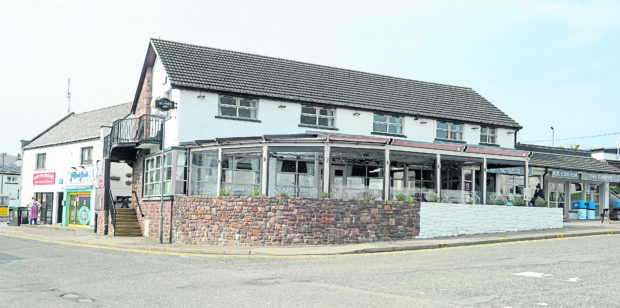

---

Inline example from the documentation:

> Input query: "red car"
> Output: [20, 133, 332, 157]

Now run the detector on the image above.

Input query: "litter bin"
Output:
[8, 207, 28, 226]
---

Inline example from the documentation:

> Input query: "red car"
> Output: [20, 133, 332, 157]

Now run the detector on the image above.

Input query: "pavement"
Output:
[1, 220, 618, 257]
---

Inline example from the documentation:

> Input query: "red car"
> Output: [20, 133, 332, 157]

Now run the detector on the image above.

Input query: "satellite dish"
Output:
[155, 97, 176, 112]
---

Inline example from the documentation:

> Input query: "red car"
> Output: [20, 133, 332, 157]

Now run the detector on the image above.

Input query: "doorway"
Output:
[67, 192, 91, 227]
[548, 182, 567, 215]
[56, 192, 64, 224]
[35, 192, 53, 224]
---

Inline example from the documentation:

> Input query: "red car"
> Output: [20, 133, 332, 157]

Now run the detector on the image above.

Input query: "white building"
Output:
[1, 154, 21, 207]
[20, 103, 132, 226]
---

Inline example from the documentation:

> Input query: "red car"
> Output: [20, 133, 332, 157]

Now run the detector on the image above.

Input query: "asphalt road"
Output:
[1, 234, 619, 307]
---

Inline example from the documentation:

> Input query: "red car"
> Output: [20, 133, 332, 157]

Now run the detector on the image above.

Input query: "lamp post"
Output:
[550, 126, 554, 147]
[1, 152, 6, 196]
[154, 97, 176, 245]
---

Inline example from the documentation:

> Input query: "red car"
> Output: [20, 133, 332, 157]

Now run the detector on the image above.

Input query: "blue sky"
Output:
[1, 0, 619, 155]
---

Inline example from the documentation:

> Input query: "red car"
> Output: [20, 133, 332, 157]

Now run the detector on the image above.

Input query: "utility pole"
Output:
[1, 153, 5, 195]
[550, 126, 554, 147]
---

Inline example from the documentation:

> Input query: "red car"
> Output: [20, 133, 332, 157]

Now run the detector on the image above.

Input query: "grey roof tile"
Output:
[0, 164, 20, 174]
[529, 152, 620, 174]
[24, 103, 131, 149]
[150, 39, 521, 128]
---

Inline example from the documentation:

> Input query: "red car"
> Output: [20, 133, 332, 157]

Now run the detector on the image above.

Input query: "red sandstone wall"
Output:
[170, 196, 420, 246]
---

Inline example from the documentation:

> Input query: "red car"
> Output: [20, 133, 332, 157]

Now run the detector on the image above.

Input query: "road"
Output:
[1, 234, 619, 307]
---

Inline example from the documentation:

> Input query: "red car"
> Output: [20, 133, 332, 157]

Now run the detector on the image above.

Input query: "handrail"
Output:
[105, 114, 164, 158]
[108, 189, 116, 230]
[132, 190, 145, 217]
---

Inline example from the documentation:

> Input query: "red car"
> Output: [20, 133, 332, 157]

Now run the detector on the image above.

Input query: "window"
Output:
[373, 114, 402, 134]
[81, 147, 93, 165]
[190, 151, 218, 195]
[36, 153, 46, 169]
[221, 153, 261, 195]
[480, 127, 497, 144]
[143, 150, 187, 197]
[6, 176, 18, 183]
[143, 156, 161, 196]
[218, 95, 257, 119]
[436, 122, 463, 140]
[300, 106, 335, 128]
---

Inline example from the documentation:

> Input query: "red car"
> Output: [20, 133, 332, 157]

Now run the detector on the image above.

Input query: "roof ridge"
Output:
[72, 102, 132, 116]
[150, 38, 473, 91]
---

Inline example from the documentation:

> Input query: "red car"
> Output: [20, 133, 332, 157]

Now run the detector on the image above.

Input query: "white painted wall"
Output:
[417, 203, 563, 238]
[171, 89, 518, 148]
[1, 172, 20, 207]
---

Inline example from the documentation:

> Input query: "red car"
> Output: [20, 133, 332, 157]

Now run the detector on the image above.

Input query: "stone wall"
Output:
[417, 203, 563, 239]
[169, 196, 420, 246]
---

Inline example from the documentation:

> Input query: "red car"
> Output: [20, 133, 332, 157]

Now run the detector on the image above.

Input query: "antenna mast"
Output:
[67, 78, 71, 113]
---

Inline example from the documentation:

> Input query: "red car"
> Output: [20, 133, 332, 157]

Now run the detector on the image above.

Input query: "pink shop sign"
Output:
[33, 172, 56, 185]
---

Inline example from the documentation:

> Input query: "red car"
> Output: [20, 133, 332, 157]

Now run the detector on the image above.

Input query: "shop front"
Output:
[62, 167, 95, 228]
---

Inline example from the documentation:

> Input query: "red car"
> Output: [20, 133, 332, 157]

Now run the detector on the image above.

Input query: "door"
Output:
[35, 192, 54, 224]
[56, 192, 64, 224]
[548, 182, 567, 215]
[67, 192, 91, 226]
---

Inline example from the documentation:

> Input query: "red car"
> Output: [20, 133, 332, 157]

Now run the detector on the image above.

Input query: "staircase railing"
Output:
[132, 190, 145, 217]
[108, 189, 116, 230]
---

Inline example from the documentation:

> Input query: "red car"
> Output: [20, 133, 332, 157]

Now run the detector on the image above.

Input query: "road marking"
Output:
[514, 272, 580, 283]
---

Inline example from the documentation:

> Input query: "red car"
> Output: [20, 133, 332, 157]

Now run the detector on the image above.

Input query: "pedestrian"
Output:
[601, 208, 610, 224]
[29, 196, 39, 225]
[529, 183, 544, 206]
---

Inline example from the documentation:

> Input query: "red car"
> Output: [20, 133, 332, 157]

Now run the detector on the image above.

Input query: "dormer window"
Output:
[218, 95, 257, 119]
[300, 105, 335, 128]
[437, 122, 462, 140]
[480, 127, 497, 144]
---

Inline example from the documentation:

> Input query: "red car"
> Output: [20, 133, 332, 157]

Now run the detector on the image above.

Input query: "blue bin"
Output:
[571, 201, 579, 209]
[578, 208, 587, 219]
[616, 201, 620, 208]
[577, 200, 586, 209]
[587, 202, 596, 210]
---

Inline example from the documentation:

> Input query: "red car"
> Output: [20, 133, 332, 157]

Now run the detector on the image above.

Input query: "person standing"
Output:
[29, 196, 39, 225]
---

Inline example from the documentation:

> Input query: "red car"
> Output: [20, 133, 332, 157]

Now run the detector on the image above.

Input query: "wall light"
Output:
[197, 94, 206, 99]
[471, 126, 480, 130]
[353, 112, 360, 116]
[414, 114, 419, 120]
[506, 131, 514, 135]
[419, 121, 428, 124]
[278, 105, 287, 109]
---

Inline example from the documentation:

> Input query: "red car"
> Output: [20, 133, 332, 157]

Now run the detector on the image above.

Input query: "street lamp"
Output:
[1, 152, 6, 196]
[550, 127, 554, 147]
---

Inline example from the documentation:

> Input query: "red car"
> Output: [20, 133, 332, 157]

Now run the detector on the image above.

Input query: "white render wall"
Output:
[1, 173, 20, 207]
[173, 89, 518, 149]
[417, 203, 563, 239]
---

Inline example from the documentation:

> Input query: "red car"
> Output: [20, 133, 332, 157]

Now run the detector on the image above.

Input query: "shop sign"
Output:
[581, 172, 619, 182]
[69, 170, 92, 185]
[551, 169, 579, 180]
[486, 167, 532, 176]
[33, 172, 56, 185]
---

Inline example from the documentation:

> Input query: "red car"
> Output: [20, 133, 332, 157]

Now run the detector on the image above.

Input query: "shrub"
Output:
[220, 189, 230, 196]
[251, 189, 260, 197]
[406, 196, 413, 203]
[534, 198, 548, 207]
[396, 193, 406, 201]
[497, 197, 509, 205]
[424, 191, 438, 202]
[319, 192, 329, 198]
[514, 197, 526, 206]
[359, 191, 379, 201]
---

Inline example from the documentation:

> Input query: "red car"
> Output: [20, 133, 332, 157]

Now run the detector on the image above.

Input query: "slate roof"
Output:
[143, 39, 521, 129]
[24, 103, 131, 149]
[0, 164, 20, 174]
[529, 152, 620, 174]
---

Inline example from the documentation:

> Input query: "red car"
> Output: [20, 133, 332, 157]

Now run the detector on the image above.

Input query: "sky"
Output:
[1, 0, 619, 155]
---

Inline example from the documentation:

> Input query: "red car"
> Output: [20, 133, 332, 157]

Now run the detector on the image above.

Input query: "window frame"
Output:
[221, 153, 261, 196]
[80, 146, 93, 165]
[189, 150, 219, 196]
[436, 122, 463, 141]
[480, 127, 497, 144]
[36, 153, 46, 170]
[218, 95, 258, 120]
[300, 105, 336, 129]
[373, 114, 403, 135]
[143, 150, 187, 197]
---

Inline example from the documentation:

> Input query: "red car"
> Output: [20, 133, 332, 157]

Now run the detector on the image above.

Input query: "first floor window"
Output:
[436, 122, 463, 140]
[81, 147, 93, 165]
[300, 105, 335, 128]
[219, 95, 257, 119]
[480, 127, 497, 144]
[36, 153, 46, 169]
[143, 156, 161, 196]
[373, 114, 402, 134]
[143, 150, 187, 197]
